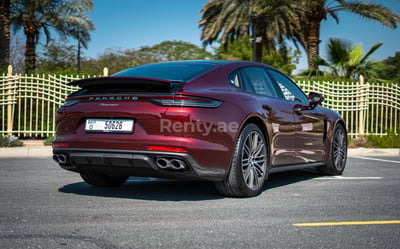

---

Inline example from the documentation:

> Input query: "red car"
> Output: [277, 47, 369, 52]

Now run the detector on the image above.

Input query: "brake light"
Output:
[147, 146, 188, 153]
[52, 142, 70, 148]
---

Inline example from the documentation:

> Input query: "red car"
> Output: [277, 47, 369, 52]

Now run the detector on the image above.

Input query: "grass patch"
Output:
[44, 136, 54, 146]
[367, 131, 400, 148]
[0, 136, 24, 147]
[349, 130, 400, 148]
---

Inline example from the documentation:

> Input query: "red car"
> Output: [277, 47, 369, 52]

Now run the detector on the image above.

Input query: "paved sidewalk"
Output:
[0, 141, 399, 158]
[0, 140, 52, 158]
[348, 148, 400, 157]
[0, 146, 52, 157]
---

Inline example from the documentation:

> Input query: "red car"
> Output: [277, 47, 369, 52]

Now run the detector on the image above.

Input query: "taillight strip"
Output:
[61, 94, 223, 108]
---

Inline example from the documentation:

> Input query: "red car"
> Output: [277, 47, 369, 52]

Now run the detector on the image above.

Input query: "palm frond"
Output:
[360, 42, 383, 65]
[332, 1, 400, 29]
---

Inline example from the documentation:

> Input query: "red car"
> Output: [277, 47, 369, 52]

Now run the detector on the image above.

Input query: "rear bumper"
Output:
[52, 148, 227, 182]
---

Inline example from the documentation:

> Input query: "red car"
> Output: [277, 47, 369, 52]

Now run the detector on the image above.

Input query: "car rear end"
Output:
[52, 62, 237, 181]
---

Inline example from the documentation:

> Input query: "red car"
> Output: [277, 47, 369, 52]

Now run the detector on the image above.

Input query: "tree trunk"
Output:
[24, 20, 39, 73]
[305, 1, 325, 70]
[306, 18, 321, 70]
[0, 0, 10, 70]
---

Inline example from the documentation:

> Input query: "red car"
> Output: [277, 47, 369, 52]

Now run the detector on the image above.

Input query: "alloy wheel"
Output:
[332, 127, 347, 171]
[241, 131, 267, 190]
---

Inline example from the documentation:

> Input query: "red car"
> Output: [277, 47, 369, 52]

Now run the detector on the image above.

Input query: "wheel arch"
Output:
[325, 118, 348, 161]
[240, 115, 271, 163]
[335, 119, 347, 132]
[329, 119, 348, 146]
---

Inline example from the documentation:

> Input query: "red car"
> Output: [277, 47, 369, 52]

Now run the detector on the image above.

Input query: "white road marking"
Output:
[351, 156, 400, 164]
[315, 176, 383, 180]
[293, 220, 400, 227]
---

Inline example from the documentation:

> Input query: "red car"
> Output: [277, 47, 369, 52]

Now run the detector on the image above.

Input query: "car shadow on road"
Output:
[264, 168, 320, 190]
[59, 178, 223, 201]
[58, 168, 321, 201]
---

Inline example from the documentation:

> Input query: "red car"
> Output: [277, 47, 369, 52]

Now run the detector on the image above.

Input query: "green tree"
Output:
[36, 41, 76, 74]
[81, 48, 141, 75]
[0, 0, 10, 70]
[216, 35, 253, 62]
[318, 38, 382, 79]
[140, 40, 214, 61]
[375, 52, 400, 82]
[199, 0, 399, 70]
[216, 35, 300, 75]
[199, 0, 304, 62]
[301, 0, 399, 70]
[263, 43, 300, 76]
[82, 41, 214, 75]
[10, 0, 94, 73]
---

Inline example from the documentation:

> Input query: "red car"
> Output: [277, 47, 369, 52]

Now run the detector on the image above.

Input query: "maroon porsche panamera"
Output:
[53, 60, 347, 197]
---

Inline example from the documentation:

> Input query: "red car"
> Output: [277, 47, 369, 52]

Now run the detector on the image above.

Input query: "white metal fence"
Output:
[1, 68, 399, 138]
[297, 77, 400, 137]
[0, 66, 99, 137]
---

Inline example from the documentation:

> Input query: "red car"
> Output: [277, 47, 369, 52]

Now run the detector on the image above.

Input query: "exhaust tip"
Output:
[58, 154, 68, 164]
[53, 154, 68, 164]
[170, 159, 186, 170]
[156, 158, 170, 169]
[156, 157, 187, 170]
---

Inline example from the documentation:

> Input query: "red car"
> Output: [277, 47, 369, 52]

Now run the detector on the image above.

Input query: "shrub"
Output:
[44, 136, 54, 146]
[0, 136, 24, 147]
[367, 130, 400, 148]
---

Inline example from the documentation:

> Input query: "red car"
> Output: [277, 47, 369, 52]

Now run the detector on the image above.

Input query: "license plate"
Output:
[85, 119, 134, 133]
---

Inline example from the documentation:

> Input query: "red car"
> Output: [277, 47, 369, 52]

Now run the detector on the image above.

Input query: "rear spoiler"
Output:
[69, 77, 185, 93]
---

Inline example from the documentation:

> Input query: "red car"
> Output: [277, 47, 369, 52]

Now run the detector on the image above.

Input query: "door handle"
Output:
[262, 104, 272, 111]
[294, 104, 307, 115]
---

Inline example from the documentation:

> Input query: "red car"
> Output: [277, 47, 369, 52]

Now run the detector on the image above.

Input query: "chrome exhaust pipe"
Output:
[156, 158, 170, 169]
[170, 159, 186, 170]
[52, 154, 60, 163]
[156, 158, 187, 170]
[54, 154, 68, 164]
[58, 154, 67, 164]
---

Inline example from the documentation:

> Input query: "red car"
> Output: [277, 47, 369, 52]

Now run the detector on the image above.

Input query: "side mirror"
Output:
[308, 92, 324, 108]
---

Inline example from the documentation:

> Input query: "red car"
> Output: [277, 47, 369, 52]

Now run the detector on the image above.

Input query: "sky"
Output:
[69, 0, 400, 72]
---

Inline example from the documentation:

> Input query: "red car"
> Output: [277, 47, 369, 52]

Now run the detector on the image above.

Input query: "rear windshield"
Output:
[113, 62, 216, 82]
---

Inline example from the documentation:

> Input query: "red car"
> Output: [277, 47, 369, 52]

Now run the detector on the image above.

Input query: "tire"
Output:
[318, 124, 347, 175]
[80, 172, 129, 187]
[215, 124, 269, 197]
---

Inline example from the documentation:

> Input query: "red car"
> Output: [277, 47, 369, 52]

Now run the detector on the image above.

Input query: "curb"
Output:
[347, 148, 400, 156]
[0, 146, 52, 158]
[0, 147, 399, 158]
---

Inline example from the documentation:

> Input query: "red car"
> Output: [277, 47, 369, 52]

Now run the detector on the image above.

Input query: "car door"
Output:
[266, 69, 326, 163]
[232, 67, 298, 166]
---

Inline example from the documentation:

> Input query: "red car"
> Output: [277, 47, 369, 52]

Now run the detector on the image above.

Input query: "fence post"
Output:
[358, 75, 365, 137]
[103, 67, 109, 76]
[6, 65, 14, 136]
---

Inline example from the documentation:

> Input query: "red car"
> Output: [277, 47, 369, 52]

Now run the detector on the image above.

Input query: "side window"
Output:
[268, 70, 308, 103]
[241, 67, 277, 97]
[229, 72, 242, 88]
[229, 71, 252, 92]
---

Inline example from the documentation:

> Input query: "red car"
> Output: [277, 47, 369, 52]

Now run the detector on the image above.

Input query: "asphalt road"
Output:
[0, 156, 399, 249]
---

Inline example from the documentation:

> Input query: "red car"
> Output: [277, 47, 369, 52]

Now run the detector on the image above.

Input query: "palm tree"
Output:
[10, 0, 94, 73]
[0, 0, 10, 70]
[199, 0, 305, 62]
[318, 37, 382, 79]
[302, 0, 400, 70]
[199, 0, 399, 70]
